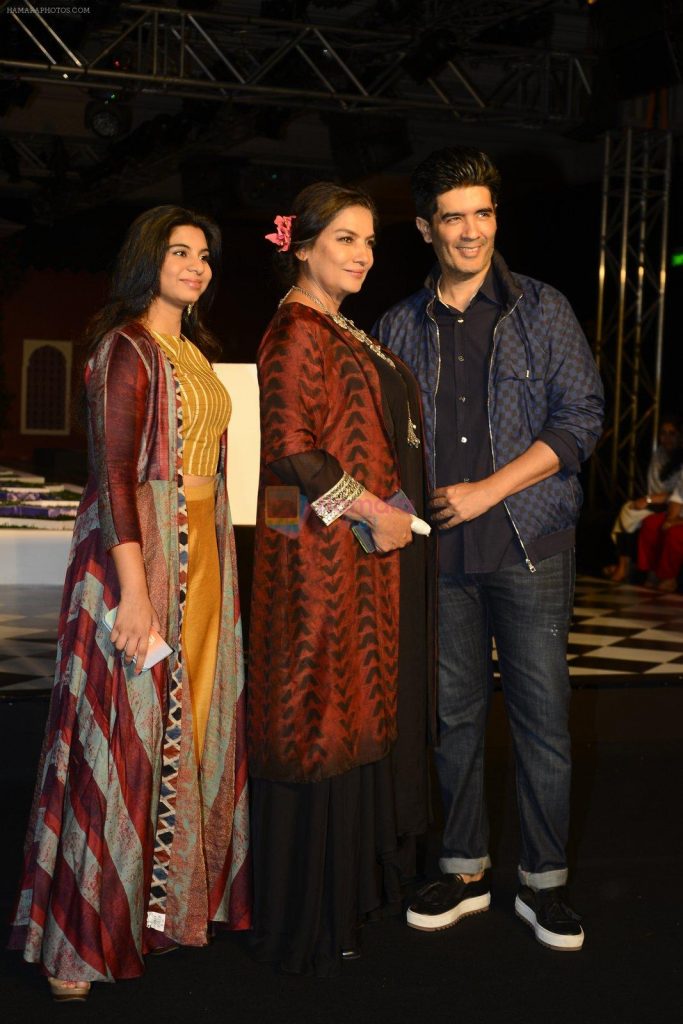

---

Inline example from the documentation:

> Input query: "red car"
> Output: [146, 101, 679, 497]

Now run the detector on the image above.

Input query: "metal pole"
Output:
[611, 128, 632, 491]
[589, 132, 611, 509]
[629, 134, 648, 496]
[653, 131, 672, 445]
[594, 133, 610, 375]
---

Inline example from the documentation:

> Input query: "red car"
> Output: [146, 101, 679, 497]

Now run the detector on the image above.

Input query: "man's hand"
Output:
[429, 440, 561, 531]
[429, 480, 497, 529]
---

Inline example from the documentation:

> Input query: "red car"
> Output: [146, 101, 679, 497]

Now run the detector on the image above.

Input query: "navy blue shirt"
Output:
[434, 267, 522, 574]
[433, 264, 581, 573]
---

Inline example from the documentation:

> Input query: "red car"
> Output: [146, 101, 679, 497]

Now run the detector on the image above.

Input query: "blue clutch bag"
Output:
[350, 489, 417, 554]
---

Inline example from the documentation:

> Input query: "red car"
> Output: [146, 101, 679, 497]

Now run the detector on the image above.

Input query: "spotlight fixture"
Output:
[84, 98, 132, 140]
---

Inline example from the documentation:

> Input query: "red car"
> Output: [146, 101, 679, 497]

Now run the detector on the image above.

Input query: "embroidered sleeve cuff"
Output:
[310, 472, 364, 525]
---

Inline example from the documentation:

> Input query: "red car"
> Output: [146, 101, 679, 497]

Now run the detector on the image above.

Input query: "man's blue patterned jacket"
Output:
[374, 251, 604, 570]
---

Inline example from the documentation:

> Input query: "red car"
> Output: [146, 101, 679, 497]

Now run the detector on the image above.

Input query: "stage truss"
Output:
[1, 1, 594, 122]
[589, 128, 672, 508]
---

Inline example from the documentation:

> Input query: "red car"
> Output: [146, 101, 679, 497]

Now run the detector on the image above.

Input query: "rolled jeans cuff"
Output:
[439, 854, 492, 876]
[518, 866, 568, 890]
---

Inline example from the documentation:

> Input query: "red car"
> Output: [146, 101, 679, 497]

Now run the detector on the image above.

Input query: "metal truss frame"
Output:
[589, 129, 672, 509]
[1, 1, 594, 127]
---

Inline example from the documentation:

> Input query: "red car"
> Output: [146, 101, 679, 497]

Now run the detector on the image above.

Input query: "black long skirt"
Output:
[249, 528, 428, 977]
[249, 347, 429, 976]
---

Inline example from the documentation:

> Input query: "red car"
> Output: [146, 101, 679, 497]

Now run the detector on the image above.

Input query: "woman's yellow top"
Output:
[151, 331, 231, 476]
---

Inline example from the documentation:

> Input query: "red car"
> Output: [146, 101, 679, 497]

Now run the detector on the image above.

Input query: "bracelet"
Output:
[311, 472, 364, 525]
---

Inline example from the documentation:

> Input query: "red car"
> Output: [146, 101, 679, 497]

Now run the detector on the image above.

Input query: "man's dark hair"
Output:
[411, 147, 502, 221]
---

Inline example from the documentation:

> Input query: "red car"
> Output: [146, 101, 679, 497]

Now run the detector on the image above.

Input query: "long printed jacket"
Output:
[10, 322, 250, 982]
[375, 252, 604, 568]
[248, 304, 402, 783]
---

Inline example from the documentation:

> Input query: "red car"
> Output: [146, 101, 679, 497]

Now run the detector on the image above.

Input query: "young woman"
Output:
[9, 206, 250, 999]
[249, 183, 431, 975]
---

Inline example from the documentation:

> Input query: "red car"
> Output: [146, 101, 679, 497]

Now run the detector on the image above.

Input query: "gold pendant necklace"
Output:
[285, 286, 420, 448]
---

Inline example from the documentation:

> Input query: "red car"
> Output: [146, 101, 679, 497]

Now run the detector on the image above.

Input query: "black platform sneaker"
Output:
[406, 871, 491, 931]
[515, 885, 584, 951]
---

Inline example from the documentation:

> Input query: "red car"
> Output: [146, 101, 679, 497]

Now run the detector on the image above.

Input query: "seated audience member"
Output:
[603, 416, 683, 583]
[636, 484, 683, 591]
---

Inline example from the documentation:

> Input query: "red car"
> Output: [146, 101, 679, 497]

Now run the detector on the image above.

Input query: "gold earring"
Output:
[186, 303, 194, 317]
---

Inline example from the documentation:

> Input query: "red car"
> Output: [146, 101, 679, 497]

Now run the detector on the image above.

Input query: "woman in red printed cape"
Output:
[9, 206, 251, 1000]
[248, 183, 431, 976]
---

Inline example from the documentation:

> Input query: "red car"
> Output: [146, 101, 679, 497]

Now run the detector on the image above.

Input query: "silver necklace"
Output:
[288, 285, 396, 368]
[285, 285, 420, 448]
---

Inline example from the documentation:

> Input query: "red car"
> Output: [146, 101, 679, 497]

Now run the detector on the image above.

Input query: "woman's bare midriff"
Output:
[185, 474, 217, 488]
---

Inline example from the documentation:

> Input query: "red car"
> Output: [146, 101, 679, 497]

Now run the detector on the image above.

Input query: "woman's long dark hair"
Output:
[84, 205, 222, 360]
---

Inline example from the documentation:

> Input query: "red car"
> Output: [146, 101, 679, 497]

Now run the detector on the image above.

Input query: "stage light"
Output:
[671, 251, 683, 268]
[84, 99, 132, 139]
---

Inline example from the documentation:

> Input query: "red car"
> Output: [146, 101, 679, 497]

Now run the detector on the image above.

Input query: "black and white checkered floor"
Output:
[0, 586, 63, 697]
[562, 576, 683, 685]
[1, 577, 682, 697]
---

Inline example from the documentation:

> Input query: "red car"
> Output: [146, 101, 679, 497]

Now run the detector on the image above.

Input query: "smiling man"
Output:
[375, 147, 604, 951]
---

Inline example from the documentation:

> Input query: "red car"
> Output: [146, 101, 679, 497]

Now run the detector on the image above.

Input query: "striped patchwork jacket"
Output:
[375, 251, 604, 570]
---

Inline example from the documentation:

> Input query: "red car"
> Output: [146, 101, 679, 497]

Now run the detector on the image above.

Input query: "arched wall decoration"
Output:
[20, 340, 73, 436]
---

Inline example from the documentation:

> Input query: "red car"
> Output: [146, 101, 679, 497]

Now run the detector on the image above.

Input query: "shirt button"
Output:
[457, 355, 465, 362]
[457, 318, 464, 324]
[459, 395, 466, 402]
[463, 477, 471, 482]
[460, 436, 468, 443]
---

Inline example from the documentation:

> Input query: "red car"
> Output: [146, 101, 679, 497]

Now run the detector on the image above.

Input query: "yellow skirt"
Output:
[183, 479, 220, 764]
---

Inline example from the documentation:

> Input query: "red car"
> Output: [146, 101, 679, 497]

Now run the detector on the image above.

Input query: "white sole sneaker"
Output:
[514, 894, 584, 951]
[407, 892, 491, 932]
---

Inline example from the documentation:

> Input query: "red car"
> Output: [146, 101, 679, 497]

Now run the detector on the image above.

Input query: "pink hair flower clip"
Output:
[265, 214, 296, 252]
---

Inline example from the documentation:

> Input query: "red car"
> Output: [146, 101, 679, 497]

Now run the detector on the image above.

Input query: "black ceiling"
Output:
[0, 0, 681, 231]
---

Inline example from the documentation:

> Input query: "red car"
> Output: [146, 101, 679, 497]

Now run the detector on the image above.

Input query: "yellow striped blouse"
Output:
[151, 331, 231, 476]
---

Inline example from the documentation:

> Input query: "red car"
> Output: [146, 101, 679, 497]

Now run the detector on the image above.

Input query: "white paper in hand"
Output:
[102, 607, 174, 670]
[410, 516, 432, 536]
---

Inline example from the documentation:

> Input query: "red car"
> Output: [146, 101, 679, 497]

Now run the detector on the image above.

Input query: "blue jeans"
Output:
[435, 549, 575, 890]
